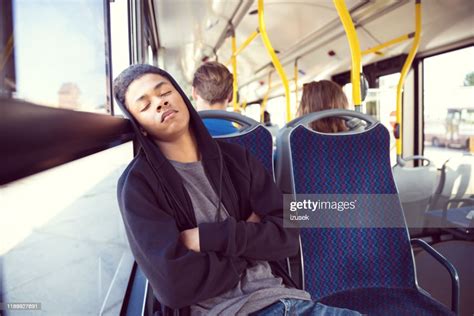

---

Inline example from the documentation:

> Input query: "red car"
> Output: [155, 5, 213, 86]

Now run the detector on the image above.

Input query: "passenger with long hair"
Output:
[296, 80, 350, 133]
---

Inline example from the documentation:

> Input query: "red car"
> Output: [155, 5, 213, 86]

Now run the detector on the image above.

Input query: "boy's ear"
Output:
[227, 91, 233, 103]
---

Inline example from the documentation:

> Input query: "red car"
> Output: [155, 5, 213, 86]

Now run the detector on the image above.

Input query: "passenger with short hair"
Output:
[113, 64, 362, 316]
[297, 80, 363, 133]
[192, 61, 239, 136]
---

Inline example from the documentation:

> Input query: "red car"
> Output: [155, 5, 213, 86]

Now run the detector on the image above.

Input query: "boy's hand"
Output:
[180, 227, 200, 252]
[246, 212, 261, 223]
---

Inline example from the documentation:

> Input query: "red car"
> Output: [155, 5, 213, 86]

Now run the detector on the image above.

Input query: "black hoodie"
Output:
[114, 65, 300, 315]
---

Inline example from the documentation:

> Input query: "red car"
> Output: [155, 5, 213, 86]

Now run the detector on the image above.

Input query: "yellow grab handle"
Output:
[258, 0, 292, 122]
[334, 0, 362, 110]
[396, 0, 421, 156]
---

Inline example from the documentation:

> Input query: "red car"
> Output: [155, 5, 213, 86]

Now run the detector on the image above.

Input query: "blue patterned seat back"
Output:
[219, 125, 274, 176]
[290, 124, 416, 300]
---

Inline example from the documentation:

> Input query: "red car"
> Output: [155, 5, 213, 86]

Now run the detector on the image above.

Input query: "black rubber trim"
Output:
[0, 97, 134, 185]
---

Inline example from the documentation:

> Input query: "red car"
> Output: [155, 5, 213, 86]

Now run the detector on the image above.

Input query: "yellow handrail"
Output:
[225, 30, 260, 65]
[396, 0, 421, 158]
[235, 30, 260, 58]
[362, 32, 414, 56]
[258, 0, 292, 122]
[333, 0, 362, 110]
[231, 33, 239, 111]
[240, 100, 248, 111]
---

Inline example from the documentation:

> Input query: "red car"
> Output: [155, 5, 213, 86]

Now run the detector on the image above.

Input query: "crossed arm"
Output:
[180, 149, 299, 261]
[180, 212, 261, 252]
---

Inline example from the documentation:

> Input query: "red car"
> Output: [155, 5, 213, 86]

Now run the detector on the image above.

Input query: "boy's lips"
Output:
[161, 110, 178, 123]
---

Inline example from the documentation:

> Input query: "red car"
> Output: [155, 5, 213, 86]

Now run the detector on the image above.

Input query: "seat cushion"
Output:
[319, 287, 454, 316]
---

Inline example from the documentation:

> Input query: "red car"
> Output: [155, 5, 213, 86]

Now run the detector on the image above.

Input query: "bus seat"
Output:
[392, 157, 439, 237]
[275, 115, 367, 194]
[199, 110, 274, 177]
[282, 109, 457, 315]
[425, 154, 474, 240]
[429, 154, 473, 210]
[275, 116, 305, 194]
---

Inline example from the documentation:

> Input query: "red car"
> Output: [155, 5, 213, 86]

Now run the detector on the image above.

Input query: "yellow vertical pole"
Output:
[231, 33, 238, 111]
[396, 0, 421, 159]
[258, 0, 292, 122]
[333, 0, 362, 110]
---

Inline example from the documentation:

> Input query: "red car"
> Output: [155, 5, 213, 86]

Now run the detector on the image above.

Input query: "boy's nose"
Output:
[156, 101, 169, 112]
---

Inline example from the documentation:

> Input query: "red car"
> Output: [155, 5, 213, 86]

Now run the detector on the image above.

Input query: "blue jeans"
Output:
[249, 299, 362, 316]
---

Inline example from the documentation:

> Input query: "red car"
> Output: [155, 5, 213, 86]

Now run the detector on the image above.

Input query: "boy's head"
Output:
[113, 64, 191, 142]
[192, 61, 233, 111]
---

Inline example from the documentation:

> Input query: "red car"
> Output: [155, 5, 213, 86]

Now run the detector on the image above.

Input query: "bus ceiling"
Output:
[146, 0, 474, 100]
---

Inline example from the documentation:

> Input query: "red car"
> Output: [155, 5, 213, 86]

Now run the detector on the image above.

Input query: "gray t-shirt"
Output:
[169, 159, 311, 316]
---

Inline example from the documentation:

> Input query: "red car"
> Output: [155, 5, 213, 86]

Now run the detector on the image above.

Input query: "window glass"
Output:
[345, 73, 400, 165]
[110, 0, 131, 117]
[1, 1, 134, 314]
[242, 103, 261, 123]
[0, 143, 133, 315]
[266, 96, 287, 129]
[423, 46, 474, 167]
[10, 0, 110, 113]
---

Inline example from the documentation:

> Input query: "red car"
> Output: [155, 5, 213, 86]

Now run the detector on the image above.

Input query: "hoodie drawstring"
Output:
[214, 144, 224, 222]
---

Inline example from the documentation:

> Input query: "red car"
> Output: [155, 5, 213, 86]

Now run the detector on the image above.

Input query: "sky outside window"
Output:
[13, 0, 108, 112]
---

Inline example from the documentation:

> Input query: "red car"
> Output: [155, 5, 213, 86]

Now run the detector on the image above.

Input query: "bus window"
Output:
[376, 73, 400, 166]
[1, 1, 134, 314]
[266, 96, 289, 129]
[9, 0, 111, 114]
[341, 82, 353, 109]
[423, 46, 474, 166]
[110, 0, 131, 117]
[344, 73, 400, 165]
[241, 103, 261, 123]
[0, 142, 133, 315]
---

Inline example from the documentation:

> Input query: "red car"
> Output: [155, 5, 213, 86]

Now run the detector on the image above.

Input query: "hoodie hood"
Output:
[113, 64, 219, 165]
[113, 64, 225, 227]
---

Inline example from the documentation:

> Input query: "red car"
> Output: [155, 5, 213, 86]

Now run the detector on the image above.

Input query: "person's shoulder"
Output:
[215, 140, 252, 177]
[216, 139, 247, 156]
[118, 153, 154, 194]
[215, 140, 272, 182]
[203, 118, 238, 136]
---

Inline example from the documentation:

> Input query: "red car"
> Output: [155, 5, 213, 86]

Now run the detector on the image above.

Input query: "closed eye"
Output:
[140, 103, 151, 112]
[161, 91, 172, 97]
